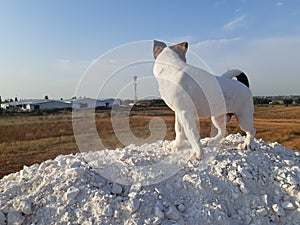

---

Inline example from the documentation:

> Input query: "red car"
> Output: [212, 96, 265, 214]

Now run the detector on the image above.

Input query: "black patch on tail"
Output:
[236, 72, 249, 87]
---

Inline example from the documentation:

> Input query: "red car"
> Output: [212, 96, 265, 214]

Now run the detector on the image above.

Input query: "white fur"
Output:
[153, 47, 256, 159]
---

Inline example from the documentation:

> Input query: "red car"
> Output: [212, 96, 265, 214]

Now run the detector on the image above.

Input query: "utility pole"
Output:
[133, 76, 138, 103]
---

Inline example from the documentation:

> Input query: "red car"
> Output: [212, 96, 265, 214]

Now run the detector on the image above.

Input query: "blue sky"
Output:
[0, 0, 300, 100]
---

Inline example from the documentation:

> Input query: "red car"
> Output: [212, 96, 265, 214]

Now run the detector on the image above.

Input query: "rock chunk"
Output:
[165, 207, 181, 221]
[103, 205, 113, 217]
[154, 206, 164, 219]
[272, 204, 285, 216]
[0, 211, 6, 222]
[64, 186, 80, 201]
[7, 208, 24, 225]
[111, 183, 123, 194]
[128, 198, 140, 213]
[282, 201, 295, 210]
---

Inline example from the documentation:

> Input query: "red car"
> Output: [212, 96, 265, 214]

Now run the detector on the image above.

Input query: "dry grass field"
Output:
[0, 106, 300, 178]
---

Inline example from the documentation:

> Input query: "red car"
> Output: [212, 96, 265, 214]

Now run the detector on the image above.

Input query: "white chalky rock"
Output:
[153, 217, 162, 225]
[128, 198, 140, 213]
[286, 176, 298, 186]
[240, 169, 252, 179]
[64, 186, 80, 201]
[65, 167, 85, 176]
[272, 204, 285, 216]
[244, 215, 252, 224]
[111, 183, 122, 194]
[283, 160, 294, 166]
[1, 206, 9, 214]
[19, 167, 29, 179]
[0, 211, 6, 222]
[240, 185, 249, 194]
[103, 205, 113, 217]
[282, 201, 295, 210]
[213, 186, 223, 194]
[165, 207, 181, 221]
[154, 207, 164, 219]
[7, 208, 25, 225]
[70, 161, 81, 168]
[114, 210, 120, 219]
[261, 194, 268, 205]
[177, 204, 186, 213]
[19, 200, 32, 215]
[256, 207, 268, 216]
[57, 206, 65, 215]
[74, 167, 86, 175]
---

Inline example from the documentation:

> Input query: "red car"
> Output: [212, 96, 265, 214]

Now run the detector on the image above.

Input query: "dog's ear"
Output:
[170, 42, 188, 62]
[153, 40, 167, 59]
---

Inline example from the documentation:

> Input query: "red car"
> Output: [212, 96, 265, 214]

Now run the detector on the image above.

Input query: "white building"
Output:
[70, 98, 121, 109]
[1, 99, 71, 111]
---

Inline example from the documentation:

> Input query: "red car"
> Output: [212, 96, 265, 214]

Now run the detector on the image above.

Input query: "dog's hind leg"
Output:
[178, 110, 203, 160]
[236, 114, 256, 150]
[210, 115, 227, 144]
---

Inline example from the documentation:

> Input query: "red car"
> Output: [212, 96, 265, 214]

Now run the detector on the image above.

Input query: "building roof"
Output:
[6, 99, 70, 106]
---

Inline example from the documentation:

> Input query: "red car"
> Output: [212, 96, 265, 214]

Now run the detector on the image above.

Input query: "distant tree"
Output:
[15, 97, 18, 102]
[296, 98, 300, 105]
[72, 96, 77, 99]
[253, 97, 271, 105]
[60, 98, 63, 100]
[44, 95, 49, 100]
[0, 96, 2, 104]
[10, 99, 13, 102]
[283, 98, 293, 106]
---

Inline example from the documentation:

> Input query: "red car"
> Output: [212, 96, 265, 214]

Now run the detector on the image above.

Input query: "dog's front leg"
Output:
[165, 112, 185, 152]
[173, 112, 186, 149]
[178, 110, 203, 160]
[209, 115, 227, 144]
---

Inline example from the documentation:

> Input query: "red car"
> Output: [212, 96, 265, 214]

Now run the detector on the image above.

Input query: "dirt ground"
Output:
[0, 105, 299, 178]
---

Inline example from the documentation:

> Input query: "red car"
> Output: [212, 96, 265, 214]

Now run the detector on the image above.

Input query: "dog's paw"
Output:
[238, 142, 256, 151]
[238, 143, 247, 150]
[202, 139, 209, 147]
[164, 141, 179, 152]
[247, 142, 257, 151]
[191, 150, 203, 161]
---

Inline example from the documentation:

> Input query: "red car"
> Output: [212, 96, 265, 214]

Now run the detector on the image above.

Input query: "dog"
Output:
[153, 40, 256, 160]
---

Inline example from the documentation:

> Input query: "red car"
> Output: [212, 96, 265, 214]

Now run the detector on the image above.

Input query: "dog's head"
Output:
[153, 40, 188, 62]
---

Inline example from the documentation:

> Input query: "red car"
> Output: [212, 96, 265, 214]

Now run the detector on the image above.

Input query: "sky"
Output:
[0, 0, 300, 100]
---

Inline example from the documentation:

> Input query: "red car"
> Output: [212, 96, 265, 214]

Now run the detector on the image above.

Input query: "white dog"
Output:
[153, 40, 256, 160]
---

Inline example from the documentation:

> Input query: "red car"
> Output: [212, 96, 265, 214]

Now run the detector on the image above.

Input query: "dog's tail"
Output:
[221, 69, 249, 88]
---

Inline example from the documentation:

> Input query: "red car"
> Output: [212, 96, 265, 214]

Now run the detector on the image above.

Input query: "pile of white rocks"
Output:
[0, 134, 299, 225]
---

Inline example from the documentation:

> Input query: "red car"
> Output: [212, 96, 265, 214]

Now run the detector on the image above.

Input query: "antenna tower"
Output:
[133, 76, 138, 103]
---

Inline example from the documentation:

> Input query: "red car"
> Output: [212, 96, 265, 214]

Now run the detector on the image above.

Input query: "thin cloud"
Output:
[223, 15, 245, 31]
[193, 37, 241, 48]
[275, 2, 284, 7]
[54, 59, 88, 73]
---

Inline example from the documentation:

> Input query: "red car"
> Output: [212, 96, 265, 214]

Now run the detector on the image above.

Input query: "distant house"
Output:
[70, 98, 121, 109]
[1, 99, 71, 111]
